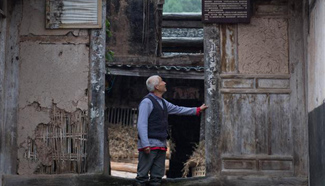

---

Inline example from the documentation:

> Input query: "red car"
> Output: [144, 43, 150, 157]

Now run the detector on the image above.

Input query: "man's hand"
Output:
[200, 104, 208, 111]
[144, 147, 151, 154]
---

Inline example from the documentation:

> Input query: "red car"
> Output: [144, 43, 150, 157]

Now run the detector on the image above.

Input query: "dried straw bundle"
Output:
[108, 124, 138, 161]
[182, 140, 205, 177]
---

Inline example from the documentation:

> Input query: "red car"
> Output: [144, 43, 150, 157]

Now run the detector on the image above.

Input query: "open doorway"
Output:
[105, 75, 204, 178]
[167, 99, 201, 178]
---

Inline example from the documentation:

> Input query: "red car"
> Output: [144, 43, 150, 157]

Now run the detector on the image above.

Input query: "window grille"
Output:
[105, 107, 138, 127]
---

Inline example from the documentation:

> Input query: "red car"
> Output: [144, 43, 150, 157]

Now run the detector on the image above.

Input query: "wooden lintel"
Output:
[221, 88, 291, 94]
[221, 155, 293, 160]
[220, 74, 291, 79]
[162, 37, 203, 51]
[107, 68, 204, 80]
[109, 55, 204, 66]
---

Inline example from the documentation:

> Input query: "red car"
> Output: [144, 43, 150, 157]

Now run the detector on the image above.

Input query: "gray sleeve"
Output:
[137, 98, 153, 148]
[164, 99, 196, 115]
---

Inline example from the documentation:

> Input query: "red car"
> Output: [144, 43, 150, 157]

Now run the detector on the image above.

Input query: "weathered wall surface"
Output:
[307, 0, 325, 185]
[16, 0, 90, 175]
[238, 18, 289, 74]
[107, 0, 156, 57]
[216, 0, 307, 179]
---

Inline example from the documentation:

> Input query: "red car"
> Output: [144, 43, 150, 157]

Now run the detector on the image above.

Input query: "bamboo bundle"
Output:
[182, 140, 205, 177]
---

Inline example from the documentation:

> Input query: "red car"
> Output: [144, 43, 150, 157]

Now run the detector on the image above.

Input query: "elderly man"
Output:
[135, 75, 208, 186]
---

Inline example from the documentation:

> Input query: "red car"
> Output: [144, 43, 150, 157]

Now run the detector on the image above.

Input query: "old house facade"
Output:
[0, 0, 324, 185]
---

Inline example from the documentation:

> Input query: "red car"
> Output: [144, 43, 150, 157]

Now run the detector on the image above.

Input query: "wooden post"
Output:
[87, 0, 109, 174]
[288, 0, 308, 177]
[0, 1, 21, 184]
[203, 24, 221, 176]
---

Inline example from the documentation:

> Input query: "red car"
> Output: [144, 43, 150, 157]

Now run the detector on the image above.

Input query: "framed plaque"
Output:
[46, 0, 102, 29]
[202, 0, 251, 23]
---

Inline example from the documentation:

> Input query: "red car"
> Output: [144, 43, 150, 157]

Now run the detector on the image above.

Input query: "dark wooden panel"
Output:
[162, 37, 203, 53]
[221, 94, 268, 155]
[221, 94, 292, 161]
[223, 159, 256, 170]
[260, 160, 292, 171]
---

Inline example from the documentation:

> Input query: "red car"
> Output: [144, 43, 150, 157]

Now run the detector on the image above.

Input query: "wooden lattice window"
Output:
[45, 0, 102, 29]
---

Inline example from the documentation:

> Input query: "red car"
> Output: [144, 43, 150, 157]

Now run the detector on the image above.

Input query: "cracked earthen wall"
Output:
[17, 0, 90, 175]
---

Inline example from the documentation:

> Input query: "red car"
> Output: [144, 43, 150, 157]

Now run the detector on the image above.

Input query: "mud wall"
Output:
[307, 0, 325, 185]
[16, 0, 90, 175]
[107, 0, 158, 58]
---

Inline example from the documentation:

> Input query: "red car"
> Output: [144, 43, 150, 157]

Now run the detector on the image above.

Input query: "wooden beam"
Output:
[162, 37, 203, 53]
[162, 13, 203, 28]
[220, 89, 291, 94]
[109, 55, 204, 66]
[220, 74, 291, 79]
[288, 0, 308, 177]
[87, 0, 109, 174]
[203, 24, 221, 176]
[0, 0, 21, 182]
[107, 67, 204, 80]
[163, 13, 202, 20]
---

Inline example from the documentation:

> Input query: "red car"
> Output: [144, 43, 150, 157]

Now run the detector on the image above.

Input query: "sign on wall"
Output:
[202, 0, 251, 23]
[46, 0, 102, 29]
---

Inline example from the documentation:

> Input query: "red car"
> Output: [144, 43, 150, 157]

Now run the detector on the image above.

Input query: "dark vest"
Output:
[142, 94, 169, 140]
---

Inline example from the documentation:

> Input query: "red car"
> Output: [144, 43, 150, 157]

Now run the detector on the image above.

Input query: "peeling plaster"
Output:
[17, 103, 51, 175]
[18, 103, 87, 174]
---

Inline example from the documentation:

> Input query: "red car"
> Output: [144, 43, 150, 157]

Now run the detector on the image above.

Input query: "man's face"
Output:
[155, 77, 167, 93]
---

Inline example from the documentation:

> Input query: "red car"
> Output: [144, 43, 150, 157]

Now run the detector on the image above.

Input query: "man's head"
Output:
[146, 75, 167, 94]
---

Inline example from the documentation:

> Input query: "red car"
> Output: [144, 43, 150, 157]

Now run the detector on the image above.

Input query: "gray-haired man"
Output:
[135, 75, 208, 186]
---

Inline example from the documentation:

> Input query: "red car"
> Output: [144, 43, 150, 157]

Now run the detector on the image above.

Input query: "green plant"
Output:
[106, 19, 114, 62]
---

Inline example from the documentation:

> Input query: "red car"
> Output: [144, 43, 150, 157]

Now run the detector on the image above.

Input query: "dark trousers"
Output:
[135, 150, 166, 186]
